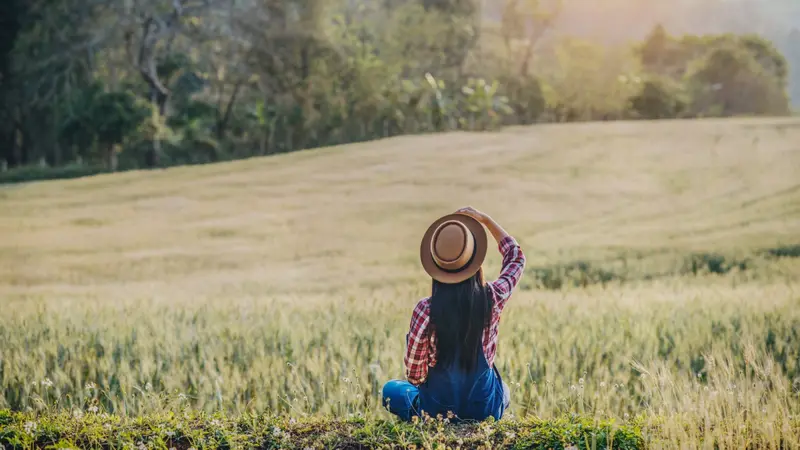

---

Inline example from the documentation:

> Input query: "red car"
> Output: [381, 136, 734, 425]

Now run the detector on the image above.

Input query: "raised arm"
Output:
[456, 207, 526, 312]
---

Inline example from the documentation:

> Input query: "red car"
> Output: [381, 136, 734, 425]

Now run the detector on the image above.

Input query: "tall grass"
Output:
[1, 118, 799, 448]
[2, 275, 799, 447]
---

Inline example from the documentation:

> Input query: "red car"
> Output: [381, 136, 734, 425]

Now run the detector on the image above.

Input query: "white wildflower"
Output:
[41, 378, 54, 388]
[73, 409, 84, 419]
[85, 382, 97, 390]
[88, 405, 99, 413]
[178, 393, 187, 402]
[23, 421, 37, 435]
[211, 419, 222, 427]
[273, 426, 282, 437]
[505, 431, 516, 439]
[578, 378, 585, 385]
[145, 382, 152, 391]
[165, 431, 175, 438]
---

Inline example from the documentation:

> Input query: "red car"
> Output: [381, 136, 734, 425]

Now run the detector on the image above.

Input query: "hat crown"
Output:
[420, 213, 487, 284]
[433, 222, 467, 262]
[431, 220, 475, 272]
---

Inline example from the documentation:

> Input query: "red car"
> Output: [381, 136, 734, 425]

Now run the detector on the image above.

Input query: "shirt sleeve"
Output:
[488, 236, 526, 315]
[404, 298, 431, 386]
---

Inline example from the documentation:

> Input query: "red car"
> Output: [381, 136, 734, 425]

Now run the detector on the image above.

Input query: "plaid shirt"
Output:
[404, 236, 526, 386]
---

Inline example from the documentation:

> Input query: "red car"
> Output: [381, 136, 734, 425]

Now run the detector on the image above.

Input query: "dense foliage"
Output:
[0, 0, 795, 181]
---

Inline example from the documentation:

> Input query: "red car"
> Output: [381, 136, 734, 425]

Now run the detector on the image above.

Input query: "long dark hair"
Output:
[428, 268, 492, 372]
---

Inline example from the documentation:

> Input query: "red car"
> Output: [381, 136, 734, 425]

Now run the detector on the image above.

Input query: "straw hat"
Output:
[420, 213, 488, 284]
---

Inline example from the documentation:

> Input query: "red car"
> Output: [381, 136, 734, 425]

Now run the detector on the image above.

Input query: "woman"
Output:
[382, 207, 526, 422]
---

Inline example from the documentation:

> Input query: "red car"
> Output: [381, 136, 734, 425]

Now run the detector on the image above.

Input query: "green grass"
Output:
[0, 409, 647, 449]
[1, 118, 800, 448]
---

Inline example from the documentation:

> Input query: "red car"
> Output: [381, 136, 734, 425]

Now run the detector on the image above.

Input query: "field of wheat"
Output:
[2, 118, 800, 448]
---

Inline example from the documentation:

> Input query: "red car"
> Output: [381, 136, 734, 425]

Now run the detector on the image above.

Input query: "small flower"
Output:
[624, 413, 630, 420]
[505, 431, 516, 439]
[73, 409, 84, 419]
[23, 421, 37, 435]
[85, 382, 97, 390]
[165, 431, 175, 438]
[342, 377, 350, 383]
[178, 393, 187, 402]
[211, 419, 222, 427]
[41, 379, 54, 388]
[600, 382, 606, 388]
[145, 382, 152, 391]
[578, 378, 585, 385]
[289, 417, 297, 425]
[272, 426, 282, 437]
[570, 385, 577, 391]
[88, 405, 99, 413]
[103, 424, 112, 431]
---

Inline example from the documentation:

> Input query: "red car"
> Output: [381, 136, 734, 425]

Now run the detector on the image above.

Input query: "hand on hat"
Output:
[456, 206, 489, 225]
[456, 207, 509, 244]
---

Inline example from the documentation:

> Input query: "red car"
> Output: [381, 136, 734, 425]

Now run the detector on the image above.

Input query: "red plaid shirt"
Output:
[404, 236, 526, 385]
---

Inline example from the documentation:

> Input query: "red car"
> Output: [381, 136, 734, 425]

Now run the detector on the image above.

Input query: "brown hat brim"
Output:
[420, 213, 488, 284]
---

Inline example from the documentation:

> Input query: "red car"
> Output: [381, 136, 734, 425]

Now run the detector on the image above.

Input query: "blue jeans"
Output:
[381, 380, 511, 422]
[382, 380, 420, 421]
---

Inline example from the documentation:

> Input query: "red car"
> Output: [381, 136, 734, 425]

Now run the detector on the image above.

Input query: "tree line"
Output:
[0, 0, 794, 182]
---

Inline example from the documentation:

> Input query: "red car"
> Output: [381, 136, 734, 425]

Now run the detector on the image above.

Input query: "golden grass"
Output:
[2, 117, 800, 448]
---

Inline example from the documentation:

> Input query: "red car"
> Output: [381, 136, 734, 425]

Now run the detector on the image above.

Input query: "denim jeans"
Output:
[381, 379, 510, 422]
[381, 380, 420, 421]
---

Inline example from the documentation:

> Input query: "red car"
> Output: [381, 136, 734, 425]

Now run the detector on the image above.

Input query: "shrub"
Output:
[686, 45, 790, 117]
[0, 163, 106, 185]
[629, 76, 688, 119]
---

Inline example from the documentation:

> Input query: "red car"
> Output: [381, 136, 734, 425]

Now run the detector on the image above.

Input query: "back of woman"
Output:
[382, 207, 526, 422]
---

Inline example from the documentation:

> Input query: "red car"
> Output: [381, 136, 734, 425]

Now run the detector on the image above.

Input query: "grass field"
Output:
[2, 118, 800, 449]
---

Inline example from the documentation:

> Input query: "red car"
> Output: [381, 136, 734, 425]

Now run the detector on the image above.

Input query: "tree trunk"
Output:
[144, 87, 168, 168]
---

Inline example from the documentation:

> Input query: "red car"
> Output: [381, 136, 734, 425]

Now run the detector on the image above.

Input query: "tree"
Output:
[498, 0, 561, 77]
[0, 0, 24, 166]
[687, 45, 790, 117]
[629, 76, 687, 120]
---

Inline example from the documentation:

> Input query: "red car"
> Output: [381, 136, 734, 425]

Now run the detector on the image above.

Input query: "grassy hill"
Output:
[1, 118, 800, 448]
[2, 118, 799, 296]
